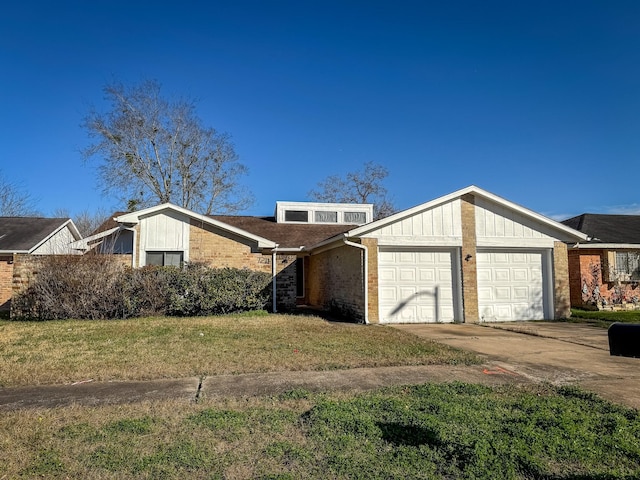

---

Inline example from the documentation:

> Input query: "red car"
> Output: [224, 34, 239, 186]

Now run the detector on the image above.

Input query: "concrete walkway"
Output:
[0, 363, 527, 411]
[393, 322, 640, 409]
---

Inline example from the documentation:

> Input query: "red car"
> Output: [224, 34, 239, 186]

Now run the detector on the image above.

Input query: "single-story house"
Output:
[0, 216, 82, 309]
[561, 214, 640, 309]
[77, 186, 587, 323]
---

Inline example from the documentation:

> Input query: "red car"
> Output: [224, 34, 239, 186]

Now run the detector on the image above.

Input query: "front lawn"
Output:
[0, 313, 477, 387]
[2, 383, 639, 479]
[570, 308, 640, 328]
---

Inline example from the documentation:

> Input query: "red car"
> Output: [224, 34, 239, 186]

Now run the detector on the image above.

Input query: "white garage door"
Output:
[378, 249, 457, 323]
[476, 250, 546, 322]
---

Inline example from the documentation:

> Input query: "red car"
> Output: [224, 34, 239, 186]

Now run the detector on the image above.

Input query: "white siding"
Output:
[140, 211, 190, 265]
[32, 226, 79, 255]
[364, 199, 463, 246]
[475, 198, 557, 248]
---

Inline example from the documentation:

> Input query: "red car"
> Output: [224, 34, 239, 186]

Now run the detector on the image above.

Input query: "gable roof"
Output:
[562, 214, 640, 246]
[343, 185, 588, 241]
[211, 215, 356, 250]
[114, 203, 277, 249]
[0, 217, 81, 253]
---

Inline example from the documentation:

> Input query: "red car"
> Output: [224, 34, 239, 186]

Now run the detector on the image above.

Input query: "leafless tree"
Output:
[308, 161, 396, 220]
[82, 80, 253, 214]
[0, 171, 38, 216]
[52, 207, 112, 237]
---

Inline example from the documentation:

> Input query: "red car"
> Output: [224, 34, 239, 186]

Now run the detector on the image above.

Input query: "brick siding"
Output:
[553, 241, 571, 318]
[0, 255, 14, 310]
[460, 194, 479, 322]
[307, 244, 365, 322]
[189, 220, 296, 310]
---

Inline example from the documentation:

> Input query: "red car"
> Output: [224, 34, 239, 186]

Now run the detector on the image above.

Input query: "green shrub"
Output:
[11, 256, 272, 320]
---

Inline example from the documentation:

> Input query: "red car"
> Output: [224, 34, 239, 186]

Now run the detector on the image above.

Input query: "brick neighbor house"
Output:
[76, 186, 587, 323]
[0, 217, 82, 309]
[561, 214, 640, 309]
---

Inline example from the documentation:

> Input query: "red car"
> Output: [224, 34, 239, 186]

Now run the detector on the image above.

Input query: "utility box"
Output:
[608, 322, 640, 358]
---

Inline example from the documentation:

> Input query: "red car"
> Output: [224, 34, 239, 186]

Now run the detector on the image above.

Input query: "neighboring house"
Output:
[77, 186, 587, 323]
[561, 214, 640, 309]
[0, 217, 82, 309]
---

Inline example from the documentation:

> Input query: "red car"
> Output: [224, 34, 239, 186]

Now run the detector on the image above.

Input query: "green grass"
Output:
[2, 383, 639, 479]
[570, 308, 640, 328]
[0, 313, 477, 387]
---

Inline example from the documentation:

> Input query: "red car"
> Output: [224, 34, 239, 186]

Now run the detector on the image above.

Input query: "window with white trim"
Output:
[613, 251, 640, 281]
[146, 251, 184, 267]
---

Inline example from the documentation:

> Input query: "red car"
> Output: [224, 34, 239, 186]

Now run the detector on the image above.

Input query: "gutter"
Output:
[271, 244, 279, 313]
[342, 238, 369, 325]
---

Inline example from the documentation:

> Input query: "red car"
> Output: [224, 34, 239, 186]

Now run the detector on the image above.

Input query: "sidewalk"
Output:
[0, 362, 527, 411]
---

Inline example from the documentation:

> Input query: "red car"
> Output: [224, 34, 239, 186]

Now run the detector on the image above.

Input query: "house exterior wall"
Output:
[31, 226, 80, 255]
[189, 220, 296, 310]
[0, 255, 14, 310]
[567, 248, 640, 308]
[461, 194, 479, 322]
[553, 241, 571, 318]
[140, 211, 190, 264]
[307, 244, 365, 322]
[362, 199, 463, 246]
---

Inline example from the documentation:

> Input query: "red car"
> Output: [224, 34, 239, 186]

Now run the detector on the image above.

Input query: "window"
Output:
[344, 211, 367, 224]
[284, 210, 308, 222]
[146, 251, 184, 267]
[314, 211, 337, 223]
[614, 251, 640, 281]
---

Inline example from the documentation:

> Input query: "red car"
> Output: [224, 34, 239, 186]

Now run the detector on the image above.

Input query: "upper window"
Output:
[284, 210, 309, 222]
[613, 251, 640, 281]
[314, 211, 337, 223]
[146, 251, 184, 267]
[344, 211, 367, 224]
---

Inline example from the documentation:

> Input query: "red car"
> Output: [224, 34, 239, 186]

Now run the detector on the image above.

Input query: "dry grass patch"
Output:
[0, 314, 476, 387]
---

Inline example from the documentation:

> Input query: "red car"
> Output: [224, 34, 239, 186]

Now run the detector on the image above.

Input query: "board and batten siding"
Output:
[474, 197, 557, 248]
[362, 199, 463, 246]
[139, 211, 190, 265]
[31, 226, 79, 255]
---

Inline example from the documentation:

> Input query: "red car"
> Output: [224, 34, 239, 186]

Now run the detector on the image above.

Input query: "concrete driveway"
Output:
[393, 322, 640, 409]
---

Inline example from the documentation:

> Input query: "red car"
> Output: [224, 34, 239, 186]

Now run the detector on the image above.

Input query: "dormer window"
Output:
[284, 210, 309, 222]
[315, 211, 338, 223]
[344, 212, 367, 224]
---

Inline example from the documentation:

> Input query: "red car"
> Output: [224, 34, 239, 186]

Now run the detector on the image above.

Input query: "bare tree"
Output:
[52, 207, 112, 237]
[0, 171, 38, 216]
[82, 80, 253, 214]
[308, 162, 396, 220]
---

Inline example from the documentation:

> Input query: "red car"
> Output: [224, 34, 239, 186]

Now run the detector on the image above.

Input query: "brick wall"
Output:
[460, 194, 479, 322]
[189, 220, 296, 310]
[0, 255, 14, 310]
[553, 241, 571, 318]
[307, 244, 365, 322]
[567, 248, 640, 308]
[361, 237, 379, 323]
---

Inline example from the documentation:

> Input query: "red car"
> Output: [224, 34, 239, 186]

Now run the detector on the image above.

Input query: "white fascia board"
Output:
[29, 219, 83, 253]
[0, 250, 28, 254]
[115, 203, 277, 249]
[572, 243, 640, 249]
[346, 185, 589, 242]
[304, 233, 347, 253]
[69, 226, 121, 250]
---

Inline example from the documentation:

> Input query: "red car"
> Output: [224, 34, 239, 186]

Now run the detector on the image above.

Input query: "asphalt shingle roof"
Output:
[0, 217, 71, 252]
[210, 215, 356, 249]
[561, 214, 640, 244]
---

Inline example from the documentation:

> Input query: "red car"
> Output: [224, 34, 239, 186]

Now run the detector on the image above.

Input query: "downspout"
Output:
[343, 239, 369, 324]
[272, 244, 279, 313]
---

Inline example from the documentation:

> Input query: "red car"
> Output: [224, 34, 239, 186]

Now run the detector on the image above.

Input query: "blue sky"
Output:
[1, 1, 639, 220]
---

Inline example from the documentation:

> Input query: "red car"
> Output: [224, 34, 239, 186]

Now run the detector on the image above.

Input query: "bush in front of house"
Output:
[11, 256, 272, 320]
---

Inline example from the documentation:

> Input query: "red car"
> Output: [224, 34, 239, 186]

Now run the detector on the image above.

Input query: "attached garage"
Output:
[321, 186, 589, 324]
[378, 248, 460, 323]
[476, 250, 551, 322]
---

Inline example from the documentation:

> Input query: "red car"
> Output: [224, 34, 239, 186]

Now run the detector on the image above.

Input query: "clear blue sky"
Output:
[1, 1, 639, 220]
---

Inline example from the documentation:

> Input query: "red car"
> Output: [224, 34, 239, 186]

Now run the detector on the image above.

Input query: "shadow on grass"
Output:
[377, 422, 440, 447]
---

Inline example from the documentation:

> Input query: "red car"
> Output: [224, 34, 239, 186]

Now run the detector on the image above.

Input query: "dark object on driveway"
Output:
[608, 322, 640, 358]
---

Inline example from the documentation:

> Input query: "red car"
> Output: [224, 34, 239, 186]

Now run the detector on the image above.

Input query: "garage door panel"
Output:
[379, 248, 457, 324]
[477, 250, 547, 322]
